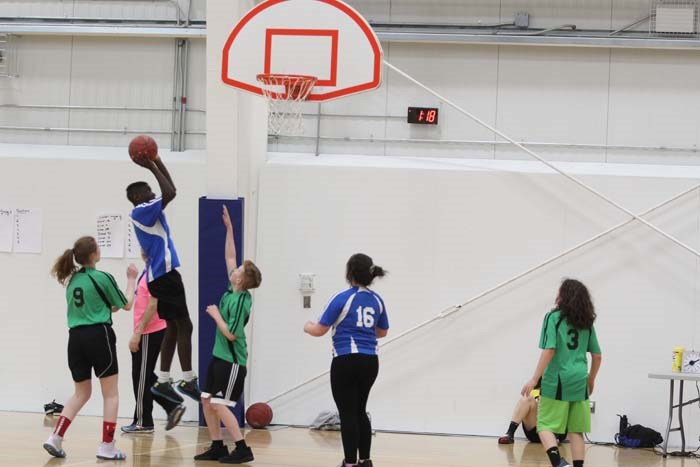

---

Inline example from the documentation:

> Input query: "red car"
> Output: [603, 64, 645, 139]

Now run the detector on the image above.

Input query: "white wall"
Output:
[0, 144, 205, 421]
[276, 41, 700, 165]
[5, 0, 700, 447]
[348, 0, 652, 31]
[0, 0, 206, 21]
[0, 35, 206, 150]
[250, 153, 700, 443]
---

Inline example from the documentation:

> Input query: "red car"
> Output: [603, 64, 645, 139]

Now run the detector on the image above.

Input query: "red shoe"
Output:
[498, 435, 514, 444]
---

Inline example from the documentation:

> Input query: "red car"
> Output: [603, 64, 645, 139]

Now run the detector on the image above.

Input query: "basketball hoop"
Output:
[256, 74, 317, 135]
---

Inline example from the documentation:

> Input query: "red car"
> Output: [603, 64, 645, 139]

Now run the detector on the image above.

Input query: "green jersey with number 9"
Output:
[538, 309, 601, 402]
[65, 267, 127, 328]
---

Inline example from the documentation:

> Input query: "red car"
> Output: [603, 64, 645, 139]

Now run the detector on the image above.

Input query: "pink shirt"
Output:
[133, 273, 167, 334]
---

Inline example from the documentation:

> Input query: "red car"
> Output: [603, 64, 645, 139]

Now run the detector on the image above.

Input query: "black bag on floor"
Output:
[615, 415, 663, 448]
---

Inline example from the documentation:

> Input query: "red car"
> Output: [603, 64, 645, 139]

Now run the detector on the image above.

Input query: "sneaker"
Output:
[358, 461, 374, 467]
[176, 377, 202, 402]
[121, 423, 154, 434]
[555, 460, 571, 467]
[166, 404, 186, 431]
[219, 446, 254, 464]
[194, 442, 229, 460]
[43, 434, 66, 458]
[151, 381, 184, 404]
[96, 441, 126, 460]
[498, 434, 514, 444]
[44, 400, 64, 416]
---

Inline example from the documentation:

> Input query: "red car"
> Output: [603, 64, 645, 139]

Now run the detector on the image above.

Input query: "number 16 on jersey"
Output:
[356, 306, 376, 328]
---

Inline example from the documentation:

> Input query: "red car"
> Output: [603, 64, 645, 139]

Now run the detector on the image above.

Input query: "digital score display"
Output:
[407, 107, 439, 125]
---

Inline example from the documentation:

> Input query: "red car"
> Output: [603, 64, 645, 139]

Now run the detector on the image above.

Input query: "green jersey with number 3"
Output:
[539, 309, 601, 402]
[66, 267, 127, 328]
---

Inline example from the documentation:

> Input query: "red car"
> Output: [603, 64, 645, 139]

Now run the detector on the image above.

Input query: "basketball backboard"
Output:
[222, 0, 383, 102]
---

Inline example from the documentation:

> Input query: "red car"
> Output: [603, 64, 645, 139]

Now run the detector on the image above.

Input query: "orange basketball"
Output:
[245, 402, 273, 429]
[128, 135, 158, 163]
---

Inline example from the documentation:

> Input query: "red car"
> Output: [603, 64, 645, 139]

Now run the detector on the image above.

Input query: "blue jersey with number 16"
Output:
[319, 286, 389, 357]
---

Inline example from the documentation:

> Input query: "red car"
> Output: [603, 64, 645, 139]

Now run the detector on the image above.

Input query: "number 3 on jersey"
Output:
[355, 306, 376, 328]
[567, 329, 579, 350]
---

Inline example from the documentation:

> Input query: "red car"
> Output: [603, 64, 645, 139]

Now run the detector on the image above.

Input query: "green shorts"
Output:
[537, 396, 590, 434]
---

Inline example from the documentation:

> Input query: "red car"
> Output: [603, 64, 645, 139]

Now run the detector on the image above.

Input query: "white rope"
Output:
[264, 60, 700, 405]
[383, 60, 700, 261]
[265, 183, 700, 404]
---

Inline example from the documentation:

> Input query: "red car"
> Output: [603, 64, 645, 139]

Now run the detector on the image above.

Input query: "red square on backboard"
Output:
[264, 29, 339, 87]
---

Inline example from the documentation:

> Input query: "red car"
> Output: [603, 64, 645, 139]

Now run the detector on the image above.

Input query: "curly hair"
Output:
[556, 278, 596, 330]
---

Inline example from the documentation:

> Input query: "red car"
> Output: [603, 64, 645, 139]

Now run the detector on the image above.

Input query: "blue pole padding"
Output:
[198, 197, 245, 426]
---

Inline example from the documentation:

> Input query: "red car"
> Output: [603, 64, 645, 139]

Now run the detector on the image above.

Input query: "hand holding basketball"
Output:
[128, 135, 158, 166]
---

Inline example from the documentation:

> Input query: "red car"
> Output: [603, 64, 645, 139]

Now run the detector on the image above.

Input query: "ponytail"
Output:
[52, 249, 77, 286]
[51, 236, 98, 286]
[370, 264, 386, 279]
[346, 253, 387, 287]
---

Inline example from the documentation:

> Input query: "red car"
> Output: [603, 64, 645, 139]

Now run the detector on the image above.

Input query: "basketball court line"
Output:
[59, 441, 208, 466]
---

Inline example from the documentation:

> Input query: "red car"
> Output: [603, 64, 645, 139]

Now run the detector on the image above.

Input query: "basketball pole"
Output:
[265, 182, 700, 406]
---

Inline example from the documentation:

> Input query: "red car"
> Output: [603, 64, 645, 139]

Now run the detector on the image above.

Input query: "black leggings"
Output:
[330, 354, 379, 464]
[131, 329, 178, 426]
[159, 316, 193, 372]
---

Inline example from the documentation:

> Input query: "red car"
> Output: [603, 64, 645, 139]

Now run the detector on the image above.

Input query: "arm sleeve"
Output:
[376, 295, 389, 330]
[318, 292, 346, 327]
[131, 198, 163, 227]
[588, 325, 601, 353]
[100, 272, 128, 308]
[538, 312, 557, 350]
[229, 296, 251, 336]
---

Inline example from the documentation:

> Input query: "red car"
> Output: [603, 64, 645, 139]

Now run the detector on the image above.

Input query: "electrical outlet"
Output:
[589, 400, 596, 413]
[515, 11, 530, 29]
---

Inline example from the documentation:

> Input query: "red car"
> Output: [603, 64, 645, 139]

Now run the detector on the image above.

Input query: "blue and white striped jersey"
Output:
[130, 198, 180, 281]
[319, 287, 389, 357]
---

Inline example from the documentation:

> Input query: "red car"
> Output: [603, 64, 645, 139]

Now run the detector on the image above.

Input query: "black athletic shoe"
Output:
[166, 404, 186, 431]
[358, 461, 374, 467]
[194, 442, 229, 461]
[151, 381, 184, 404]
[219, 447, 254, 464]
[44, 400, 64, 416]
[176, 378, 201, 402]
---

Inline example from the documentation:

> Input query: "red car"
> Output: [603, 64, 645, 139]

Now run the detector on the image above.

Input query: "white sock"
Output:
[182, 370, 195, 381]
[45, 433, 65, 455]
[47, 433, 63, 446]
[158, 371, 170, 384]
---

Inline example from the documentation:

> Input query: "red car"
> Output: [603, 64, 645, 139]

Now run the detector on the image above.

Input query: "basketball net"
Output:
[256, 74, 317, 135]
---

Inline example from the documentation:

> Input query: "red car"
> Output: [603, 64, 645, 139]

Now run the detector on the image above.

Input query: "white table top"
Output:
[649, 372, 700, 381]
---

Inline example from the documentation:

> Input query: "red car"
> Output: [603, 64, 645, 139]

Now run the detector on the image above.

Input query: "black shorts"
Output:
[68, 324, 118, 382]
[523, 424, 567, 443]
[201, 357, 246, 407]
[147, 270, 189, 320]
[523, 424, 541, 443]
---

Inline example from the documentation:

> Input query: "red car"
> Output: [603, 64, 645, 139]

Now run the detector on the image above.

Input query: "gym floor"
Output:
[7, 411, 688, 467]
